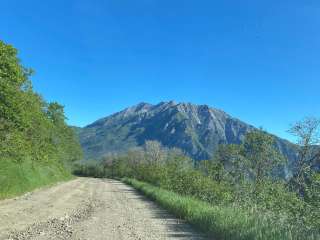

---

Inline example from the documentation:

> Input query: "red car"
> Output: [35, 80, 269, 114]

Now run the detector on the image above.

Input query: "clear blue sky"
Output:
[1, 0, 319, 141]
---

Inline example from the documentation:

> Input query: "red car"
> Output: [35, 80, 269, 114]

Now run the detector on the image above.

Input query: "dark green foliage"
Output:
[242, 130, 286, 185]
[72, 161, 105, 178]
[0, 40, 83, 198]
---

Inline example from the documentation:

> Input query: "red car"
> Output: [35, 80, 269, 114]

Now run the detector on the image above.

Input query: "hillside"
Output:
[78, 101, 298, 171]
[0, 40, 82, 199]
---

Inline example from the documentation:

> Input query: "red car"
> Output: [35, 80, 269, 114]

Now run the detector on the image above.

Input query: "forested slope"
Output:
[0, 40, 83, 199]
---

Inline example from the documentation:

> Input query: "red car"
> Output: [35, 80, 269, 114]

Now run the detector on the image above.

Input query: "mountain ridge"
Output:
[78, 101, 298, 173]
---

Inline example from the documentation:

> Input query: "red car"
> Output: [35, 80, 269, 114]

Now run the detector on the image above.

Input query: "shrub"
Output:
[124, 178, 320, 240]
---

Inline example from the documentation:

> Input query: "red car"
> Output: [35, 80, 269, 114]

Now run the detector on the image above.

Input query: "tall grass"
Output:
[0, 160, 72, 199]
[124, 178, 319, 240]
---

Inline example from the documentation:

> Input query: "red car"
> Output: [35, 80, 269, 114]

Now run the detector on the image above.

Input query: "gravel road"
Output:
[0, 178, 206, 240]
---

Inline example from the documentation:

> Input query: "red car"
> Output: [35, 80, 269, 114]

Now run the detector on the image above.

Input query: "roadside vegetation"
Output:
[2, 39, 318, 239]
[0, 40, 83, 199]
[75, 124, 320, 240]
[124, 178, 317, 240]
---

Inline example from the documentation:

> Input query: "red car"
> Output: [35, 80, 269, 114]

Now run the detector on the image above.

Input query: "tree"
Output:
[47, 102, 66, 125]
[0, 40, 33, 162]
[0, 39, 82, 166]
[126, 147, 145, 177]
[288, 117, 320, 197]
[242, 130, 286, 189]
[198, 160, 225, 182]
[144, 140, 165, 164]
[216, 144, 246, 181]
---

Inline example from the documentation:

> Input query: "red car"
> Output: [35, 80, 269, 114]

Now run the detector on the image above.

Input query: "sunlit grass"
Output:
[0, 160, 72, 199]
[124, 178, 319, 240]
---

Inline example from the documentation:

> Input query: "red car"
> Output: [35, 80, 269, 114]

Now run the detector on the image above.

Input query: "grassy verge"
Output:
[0, 160, 73, 200]
[123, 178, 319, 240]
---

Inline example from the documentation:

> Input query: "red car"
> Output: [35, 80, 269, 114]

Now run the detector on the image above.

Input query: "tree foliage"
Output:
[0, 40, 82, 167]
[74, 132, 319, 234]
[288, 117, 320, 200]
[242, 130, 286, 186]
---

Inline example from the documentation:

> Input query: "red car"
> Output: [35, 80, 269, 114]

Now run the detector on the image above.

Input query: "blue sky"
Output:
[1, 0, 319, 141]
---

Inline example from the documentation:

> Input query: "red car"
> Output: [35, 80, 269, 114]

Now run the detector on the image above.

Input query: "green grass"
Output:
[0, 160, 73, 199]
[123, 178, 319, 240]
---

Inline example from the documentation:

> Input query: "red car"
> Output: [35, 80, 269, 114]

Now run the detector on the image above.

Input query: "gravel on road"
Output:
[0, 178, 206, 240]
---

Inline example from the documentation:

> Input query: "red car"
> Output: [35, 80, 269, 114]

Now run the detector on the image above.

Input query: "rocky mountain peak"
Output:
[79, 101, 298, 172]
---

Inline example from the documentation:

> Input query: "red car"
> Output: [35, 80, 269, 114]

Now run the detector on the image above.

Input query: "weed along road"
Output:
[0, 178, 205, 240]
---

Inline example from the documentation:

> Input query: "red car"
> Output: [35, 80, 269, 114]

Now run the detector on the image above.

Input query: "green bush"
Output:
[160, 166, 232, 204]
[81, 141, 320, 238]
[72, 161, 106, 178]
[124, 178, 319, 240]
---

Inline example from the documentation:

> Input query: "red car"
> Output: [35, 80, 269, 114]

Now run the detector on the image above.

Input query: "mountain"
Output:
[78, 101, 299, 172]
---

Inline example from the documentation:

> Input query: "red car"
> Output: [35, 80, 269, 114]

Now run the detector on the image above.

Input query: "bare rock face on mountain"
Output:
[78, 101, 298, 171]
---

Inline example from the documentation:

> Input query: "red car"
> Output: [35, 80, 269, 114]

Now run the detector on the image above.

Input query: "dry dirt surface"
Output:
[0, 178, 206, 240]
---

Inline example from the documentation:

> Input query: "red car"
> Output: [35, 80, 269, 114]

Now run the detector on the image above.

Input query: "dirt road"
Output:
[0, 178, 205, 240]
